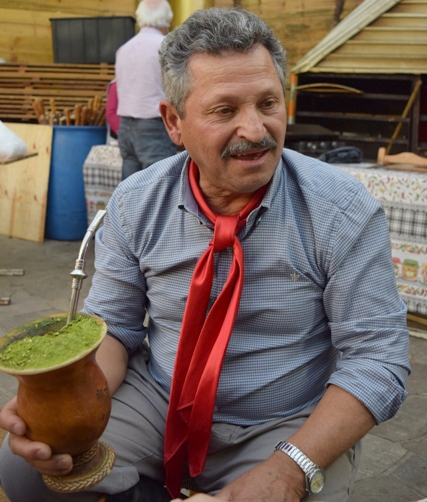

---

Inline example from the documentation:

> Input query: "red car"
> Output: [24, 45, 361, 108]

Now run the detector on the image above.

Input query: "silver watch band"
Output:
[275, 440, 326, 495]
[274, 440, 318, 475]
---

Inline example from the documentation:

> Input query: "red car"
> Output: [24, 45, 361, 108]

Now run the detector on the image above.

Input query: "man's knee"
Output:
[0, 434, 99, 502]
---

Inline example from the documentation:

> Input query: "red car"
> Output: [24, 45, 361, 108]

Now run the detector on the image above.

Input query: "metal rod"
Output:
[66, 210, 106, 324]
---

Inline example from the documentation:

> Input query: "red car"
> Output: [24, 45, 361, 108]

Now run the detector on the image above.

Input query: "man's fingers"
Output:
[0, 396, 26, 435]
[28, 454, 73, 476]
[8, 433, 73, 475]
[0, 396, 73, 476]
[8, 433, 51, 460]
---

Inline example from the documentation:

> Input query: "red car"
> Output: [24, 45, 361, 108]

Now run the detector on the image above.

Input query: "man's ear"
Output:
[160, 100, 184, 146]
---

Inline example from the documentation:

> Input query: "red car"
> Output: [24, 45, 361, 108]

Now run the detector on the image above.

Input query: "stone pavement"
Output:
[0, 233, 426, 501]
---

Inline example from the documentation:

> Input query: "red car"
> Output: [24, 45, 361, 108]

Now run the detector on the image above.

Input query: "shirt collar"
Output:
[178, 152, 285, 230]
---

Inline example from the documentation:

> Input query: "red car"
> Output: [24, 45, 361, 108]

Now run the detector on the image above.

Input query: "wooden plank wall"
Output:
[0, 0, 137, 64]
[0, 0, 365, 71]
[214, 0, 364, 70]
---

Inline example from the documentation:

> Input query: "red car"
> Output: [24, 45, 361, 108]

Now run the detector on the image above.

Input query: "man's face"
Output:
[161, 45, 287, 209]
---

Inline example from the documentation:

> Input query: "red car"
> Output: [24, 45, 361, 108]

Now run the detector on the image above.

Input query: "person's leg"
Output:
[118, 118, 143, 180]
[105, 475, 171, 502]
[304, 442, 361, 502]
[0, 345, 169, 502]
[193, 404, 361, 502]
[0, 439, 96, 502]
[131, 119, 177, 171]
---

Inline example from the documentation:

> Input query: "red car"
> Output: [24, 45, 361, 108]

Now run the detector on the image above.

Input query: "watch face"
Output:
[309, 470, 325, 494]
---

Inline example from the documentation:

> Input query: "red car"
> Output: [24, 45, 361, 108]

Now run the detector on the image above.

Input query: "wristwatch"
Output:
[274, 440, 326, 495]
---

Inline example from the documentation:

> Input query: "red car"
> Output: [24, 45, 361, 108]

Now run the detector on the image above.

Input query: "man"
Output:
[0, 8, 410, 502]
[116, 0, 177, 179]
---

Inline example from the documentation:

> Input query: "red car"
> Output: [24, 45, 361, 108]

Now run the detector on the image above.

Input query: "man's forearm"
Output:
[215, 384, 376, 501]
[95, 334, 129, 394]
[285, 384, 375, 469]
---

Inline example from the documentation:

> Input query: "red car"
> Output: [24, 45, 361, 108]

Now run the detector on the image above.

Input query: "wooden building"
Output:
[215, 0, 364, 72]
[0, 0, 137, 64]
[0, 0, 364, 68]
[0, 0, 368, 124]
[291, 0, 427, 160]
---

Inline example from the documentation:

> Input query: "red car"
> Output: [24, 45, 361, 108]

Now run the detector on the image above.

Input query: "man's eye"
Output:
[217, 108, 232, 114]
[263, 100, 275, 108]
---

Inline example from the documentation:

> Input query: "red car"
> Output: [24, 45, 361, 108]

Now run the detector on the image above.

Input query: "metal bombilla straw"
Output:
[67, 210, 106, 324]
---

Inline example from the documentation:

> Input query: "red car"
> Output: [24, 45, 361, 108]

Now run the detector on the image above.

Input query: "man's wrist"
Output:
[274, 441, 326, 495]
[271, 448, 307, 498]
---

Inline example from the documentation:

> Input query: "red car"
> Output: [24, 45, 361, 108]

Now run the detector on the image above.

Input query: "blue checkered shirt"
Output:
[83, 149, 410, 425]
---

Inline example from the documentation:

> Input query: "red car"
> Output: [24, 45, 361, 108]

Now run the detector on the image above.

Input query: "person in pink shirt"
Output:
[115, 0, 177, 179]
[105, 80, 120, 139]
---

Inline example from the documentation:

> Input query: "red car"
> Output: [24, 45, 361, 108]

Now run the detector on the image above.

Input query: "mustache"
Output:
[221, 136, 278, 159]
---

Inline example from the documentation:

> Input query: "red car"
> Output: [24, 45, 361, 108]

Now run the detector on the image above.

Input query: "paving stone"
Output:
[402, 435, 427, 461]
[0, 289, 56, 316]
[356, 434, 407, 480]
[348, 475, 424, 502]
[0, 237, 84, 270]
[348, 476, 422, 502]
[400, 396, 427, 423]
[409, 337, 427, 365]
[391, 455, 427, 497]
[1, 272, 92, 312]
[406, 363, 427, 396]
[0, 374, 18, 408]
[372, 396, 427, 443]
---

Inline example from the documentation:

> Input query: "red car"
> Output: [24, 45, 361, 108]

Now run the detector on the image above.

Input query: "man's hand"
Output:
[214, 451, 306, 502]
[170, 452, 305, 502]
[0, 396, 73, 476]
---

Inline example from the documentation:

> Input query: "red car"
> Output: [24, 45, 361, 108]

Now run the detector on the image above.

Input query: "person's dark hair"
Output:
[159, 7, 287, 118]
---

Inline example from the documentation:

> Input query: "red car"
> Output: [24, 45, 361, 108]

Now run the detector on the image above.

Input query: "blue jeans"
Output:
[118, 117, 177, 180]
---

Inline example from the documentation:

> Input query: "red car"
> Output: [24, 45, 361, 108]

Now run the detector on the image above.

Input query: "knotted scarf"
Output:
[164, 160, 269, 497]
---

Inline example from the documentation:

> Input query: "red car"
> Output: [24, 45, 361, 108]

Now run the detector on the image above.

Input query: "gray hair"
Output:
[135, 0, 173, 29]
[159, 7, 287, 118]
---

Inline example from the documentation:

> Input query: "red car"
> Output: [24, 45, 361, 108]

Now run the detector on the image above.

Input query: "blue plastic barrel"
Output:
[45, 126, 106, 240]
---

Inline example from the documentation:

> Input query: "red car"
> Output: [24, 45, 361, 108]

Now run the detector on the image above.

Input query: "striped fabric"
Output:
[83, 148, 410, 426]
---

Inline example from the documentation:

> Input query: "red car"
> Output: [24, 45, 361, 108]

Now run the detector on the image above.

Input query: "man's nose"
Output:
[235, 109, 266, 143]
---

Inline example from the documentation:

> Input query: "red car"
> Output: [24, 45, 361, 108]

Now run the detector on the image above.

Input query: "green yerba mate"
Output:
[0, 316, 102, 370]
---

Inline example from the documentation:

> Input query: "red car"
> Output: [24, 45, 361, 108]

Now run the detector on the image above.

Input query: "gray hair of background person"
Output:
[136, 0, 173, 29]
[159, 7, 287, 119]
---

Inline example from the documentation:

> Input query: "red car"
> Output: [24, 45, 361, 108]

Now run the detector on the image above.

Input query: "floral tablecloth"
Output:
[337, 164, 427, 315]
